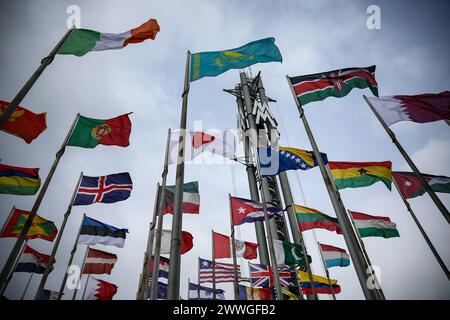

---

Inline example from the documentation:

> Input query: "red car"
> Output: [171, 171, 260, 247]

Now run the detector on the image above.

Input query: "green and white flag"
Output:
[274, 240, 311, 266]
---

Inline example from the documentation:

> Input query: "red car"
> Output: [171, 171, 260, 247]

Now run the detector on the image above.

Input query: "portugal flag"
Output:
[0, 100, 47, 143]
[67, 113, 131, 148]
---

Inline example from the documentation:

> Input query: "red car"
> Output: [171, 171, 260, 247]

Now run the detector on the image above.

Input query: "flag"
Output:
[190, 37, 282, 82]
[239, 285, 272, 300]
[188, 282, 225, 300]
[288, 65, 378, 106]
[258, 147, 328, 176]
[15, 245, 52, 274]
[153, 230, 193, 255]
[0, 164, 41, 195]
[148, 281, 168, 300]
[162, 181, 200, 214]
[78, 216, 128, 248]
[67, 113, 132, 148]
[328, 161, 392, 190]
[319, 243, 350, 268]
[350, 211, 400, 239]
[82, 247, 117, 274]
[198, 258, 242, 284]
[149, 256, 169, 279]
[57, 19, 160, 56]
[73, 172, 133, 205]
[273, 240, 311, 266]
[282, 289, 300, 300]
[298, 271, 341, 295]
[213, 231, 258, 260]
[84, 277, 118, 300]
[39, 289, 60, 300]
[393, 171, 450, 199]
[249, 263, 291, 288]
[366, 91, 450, 126]
[0, 100, 47, 143]
[294, 204, 342, 234]
[168, 130, 236, 164]
[0, 208, 57, 241]
[230, 196, 283, 226]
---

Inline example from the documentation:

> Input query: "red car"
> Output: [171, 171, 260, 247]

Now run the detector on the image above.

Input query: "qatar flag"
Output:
[366, 91, 450, 126]
[168, 129, 236, 164]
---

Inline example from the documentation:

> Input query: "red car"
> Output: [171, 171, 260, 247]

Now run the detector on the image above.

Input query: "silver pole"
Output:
[0, 240, 27, 296]
[81, 274, 90, 300]
[167, 50, 191, 300]
[20, 273, 34, 300]
[317, 242, 336, 300]
[211, 229, 216, 300]
[71, 246, 89, 300]
[229, 194, 240, 300]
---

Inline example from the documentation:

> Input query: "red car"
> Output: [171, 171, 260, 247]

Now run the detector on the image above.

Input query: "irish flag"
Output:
[57, 19, 160, 57]
[393, 171, 450, 199]
[163, 181, 200, 214]
[294, 204, 342, 234]
[350, 211, 400, 239]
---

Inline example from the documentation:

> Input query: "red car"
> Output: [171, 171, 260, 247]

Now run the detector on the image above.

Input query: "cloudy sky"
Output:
[0, 0, 449, 300]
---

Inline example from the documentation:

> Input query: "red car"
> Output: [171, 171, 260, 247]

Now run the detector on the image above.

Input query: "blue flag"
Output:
[189, 37, 282, 82]
[73, 172, 133, 206]
[188, 282, 225, 300]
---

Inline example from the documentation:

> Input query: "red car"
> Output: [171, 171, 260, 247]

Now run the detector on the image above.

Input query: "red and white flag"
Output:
[82, 247, 117, 275]
[84, 277, 118, 300]
[366, 91, 450, 126]
[168, 130, 236, 164]
[213, 231, 258, 260]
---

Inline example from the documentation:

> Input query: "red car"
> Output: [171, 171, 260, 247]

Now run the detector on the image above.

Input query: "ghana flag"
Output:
[0, 208, 57, 241]
[0, 164, 40, 195]
[67, 113, 131, 148]
[328, 161, 392, 190]
[294, 204, 342, 234]
[288, 65, 378, 106]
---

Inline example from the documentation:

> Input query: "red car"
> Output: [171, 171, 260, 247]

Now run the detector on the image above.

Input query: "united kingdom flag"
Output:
[249, 263, 292, 288]
[73, 172, 133, 206]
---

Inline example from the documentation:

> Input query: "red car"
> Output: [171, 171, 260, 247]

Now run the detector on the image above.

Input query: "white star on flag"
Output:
[404, 181, 413, 187]
[238, 207, 246, 214]
[202, 260, 209, 267]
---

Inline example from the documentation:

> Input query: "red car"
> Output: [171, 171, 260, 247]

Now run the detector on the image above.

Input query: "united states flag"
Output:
[198, 257, 242, 284]
[249, 263, 291, 287]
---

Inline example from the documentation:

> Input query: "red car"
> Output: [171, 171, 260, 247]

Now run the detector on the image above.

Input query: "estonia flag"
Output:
[78, 216, 128, 248]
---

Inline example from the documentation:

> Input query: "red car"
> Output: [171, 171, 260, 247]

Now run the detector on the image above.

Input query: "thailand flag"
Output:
[230, 196, 283, 226]
[73, 172, 133, 206]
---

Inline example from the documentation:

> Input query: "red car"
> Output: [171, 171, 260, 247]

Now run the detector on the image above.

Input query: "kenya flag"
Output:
[289, 65, 378, 106]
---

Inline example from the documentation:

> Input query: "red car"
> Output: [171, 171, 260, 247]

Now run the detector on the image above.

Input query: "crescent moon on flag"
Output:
[291, 247, 302, 261]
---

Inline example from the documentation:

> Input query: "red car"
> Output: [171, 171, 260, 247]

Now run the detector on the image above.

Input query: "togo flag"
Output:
[57, 19, 160, 56]
[273, 239, 311, 266]
[190, 37, 282, 82]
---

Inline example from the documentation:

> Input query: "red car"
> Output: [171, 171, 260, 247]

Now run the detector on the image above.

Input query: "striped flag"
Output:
[198, 257, 242, 284]
[82, 247, 117, 274]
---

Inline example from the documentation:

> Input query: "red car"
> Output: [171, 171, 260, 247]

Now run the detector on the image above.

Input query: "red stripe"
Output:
[298, 221, 342, 234]
[328, 161, 391, 170]
[319, 243, 346, 253]
[350, 211, 391, 222]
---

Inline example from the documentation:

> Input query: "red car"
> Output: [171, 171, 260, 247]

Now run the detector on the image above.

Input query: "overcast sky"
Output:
[0, 0, 449, 300]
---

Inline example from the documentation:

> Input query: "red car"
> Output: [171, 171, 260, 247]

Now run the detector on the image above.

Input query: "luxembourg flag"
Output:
[319, 243, 350, 268]
[15, 245, 51, 274]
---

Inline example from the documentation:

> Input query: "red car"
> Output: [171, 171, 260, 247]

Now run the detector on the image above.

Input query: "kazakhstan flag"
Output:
[189, 37, 282, 82]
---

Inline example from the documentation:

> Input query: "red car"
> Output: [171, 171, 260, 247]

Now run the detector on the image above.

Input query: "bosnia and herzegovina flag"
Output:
[57, 19, 160, 57]
[0, 164, 41, 195]
[0, 208, 57, 241]
[78, 216, 128, 248]
[190, 37, 282, 82]
[328, 161, 392, 190]
[288, 65, 378, 106]
[259, 147, 328, 176]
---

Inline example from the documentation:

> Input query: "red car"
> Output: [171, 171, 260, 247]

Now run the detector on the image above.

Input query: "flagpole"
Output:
[140, 183, 160, 300]
[363, 95, 450, 224]
[167, 50, 191, 300]
[71, 245, 88, 300]
[34, 170, 83, 300]
[57, 213, 85, 300]
[81, 274, 90, 300]
[0, 28, 74, 128]
[248, 261, 254, 300]
[20, 273, 34, 300]
[0, 240, 27, 296]
[392, 179, 450, 280]
[211, 229, 216, 300]
[0, 113, 80, 293]
[197, 257, 200, 299]
[286, 76, 380, 300]
[229, 194, 240, 300]
[0, 206, 15, 236]
[317, 242, 336, 300]
[150, 129, 172, 300]
[278, 173, 316, 300]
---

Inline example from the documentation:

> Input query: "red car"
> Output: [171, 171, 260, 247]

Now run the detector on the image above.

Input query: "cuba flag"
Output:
[73, 172, 133, 206]
[259, 147, 328, 177]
